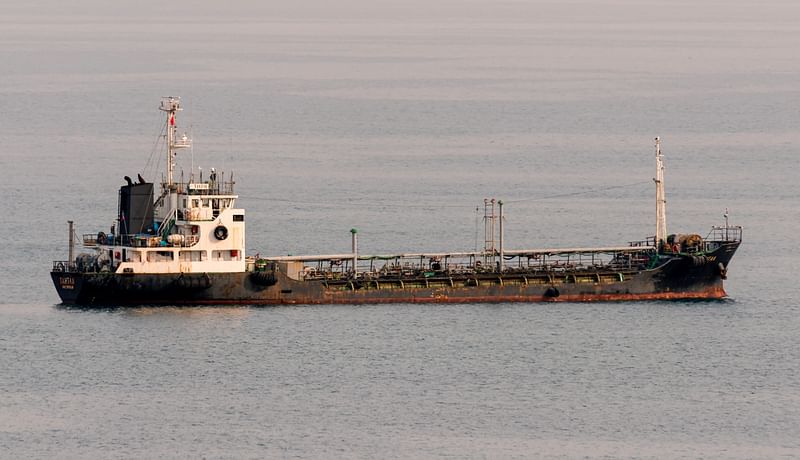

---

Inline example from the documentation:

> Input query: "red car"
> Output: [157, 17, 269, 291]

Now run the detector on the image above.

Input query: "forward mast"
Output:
[654, 137, 667, 248]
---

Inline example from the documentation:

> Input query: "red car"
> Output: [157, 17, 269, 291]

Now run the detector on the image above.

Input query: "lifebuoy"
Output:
[55, 262, 65, 271]
[214, 225, 228, 240]
[115, 251, 121, 260]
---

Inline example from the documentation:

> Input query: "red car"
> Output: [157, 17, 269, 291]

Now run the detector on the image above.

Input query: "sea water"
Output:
[1, 1, 799, 457]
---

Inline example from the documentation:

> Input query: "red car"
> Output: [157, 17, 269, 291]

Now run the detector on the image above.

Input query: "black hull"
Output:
[51, 242, 739, 306]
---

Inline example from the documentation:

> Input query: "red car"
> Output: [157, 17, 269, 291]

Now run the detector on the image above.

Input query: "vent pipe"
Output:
[351, 228, 358, 275]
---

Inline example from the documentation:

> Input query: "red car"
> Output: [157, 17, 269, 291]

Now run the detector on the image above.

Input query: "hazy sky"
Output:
[5, 0, 800, 22]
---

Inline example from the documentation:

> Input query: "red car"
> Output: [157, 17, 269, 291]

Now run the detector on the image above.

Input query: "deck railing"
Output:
[170, 180, 236, 195]
[285, 246, 658, 281]
[52, 260, 77, 272]
[706, 225, 743, 243]
[52, 260, 110, 273]
[83, 233, 200, 248]
[629, 236, 657, 248]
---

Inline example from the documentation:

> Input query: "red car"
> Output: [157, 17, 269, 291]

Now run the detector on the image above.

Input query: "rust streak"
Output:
[80, 287, 726, 306]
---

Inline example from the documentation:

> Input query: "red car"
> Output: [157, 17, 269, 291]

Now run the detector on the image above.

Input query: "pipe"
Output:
[68, 220, 74, 264]
[498, 200, 504, 272]
[351, 228, 358, 275]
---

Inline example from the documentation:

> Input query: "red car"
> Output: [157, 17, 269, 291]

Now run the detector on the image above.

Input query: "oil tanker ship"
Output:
[51, 97, 741, 306]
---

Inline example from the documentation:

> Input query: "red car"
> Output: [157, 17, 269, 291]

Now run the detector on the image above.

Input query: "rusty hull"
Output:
[51, 241, 737, 306]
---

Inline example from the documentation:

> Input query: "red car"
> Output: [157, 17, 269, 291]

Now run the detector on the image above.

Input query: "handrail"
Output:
[52, 260, 77, 272]
[169, 180, 236, 195]
[706, 225, 743, 243]
[82, 232, 199, 248]
[157, 208, 178, 240]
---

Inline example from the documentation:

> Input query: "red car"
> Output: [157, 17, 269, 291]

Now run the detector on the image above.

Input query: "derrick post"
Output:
[351, 228, 358, 276]
[498, 200, 504, 272]
[654, 137, 667, 249]
[68, 220, 74, 265]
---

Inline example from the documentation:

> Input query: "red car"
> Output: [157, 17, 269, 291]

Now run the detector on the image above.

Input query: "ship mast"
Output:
[159, 97, 191, 215]
[654, 137, 667, 248]
[159, 97, 191, 188]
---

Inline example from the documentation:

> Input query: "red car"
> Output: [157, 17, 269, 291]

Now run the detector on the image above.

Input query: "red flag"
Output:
[169, 114, 175, 126]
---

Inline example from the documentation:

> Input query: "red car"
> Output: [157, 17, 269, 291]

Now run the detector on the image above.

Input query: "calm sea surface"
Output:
[2, 1, 799, 457]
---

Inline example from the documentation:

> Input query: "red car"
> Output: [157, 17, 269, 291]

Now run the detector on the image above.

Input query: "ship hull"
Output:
[51, 242, 738, 306]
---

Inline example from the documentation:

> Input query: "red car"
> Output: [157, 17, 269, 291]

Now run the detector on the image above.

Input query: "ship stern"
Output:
[50, 268, 85, 304]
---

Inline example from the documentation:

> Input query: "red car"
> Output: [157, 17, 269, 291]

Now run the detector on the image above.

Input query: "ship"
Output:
[51, 97, 741, 306]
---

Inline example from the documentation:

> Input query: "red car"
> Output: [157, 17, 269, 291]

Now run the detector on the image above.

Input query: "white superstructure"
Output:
[85, 97, 246, 275]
